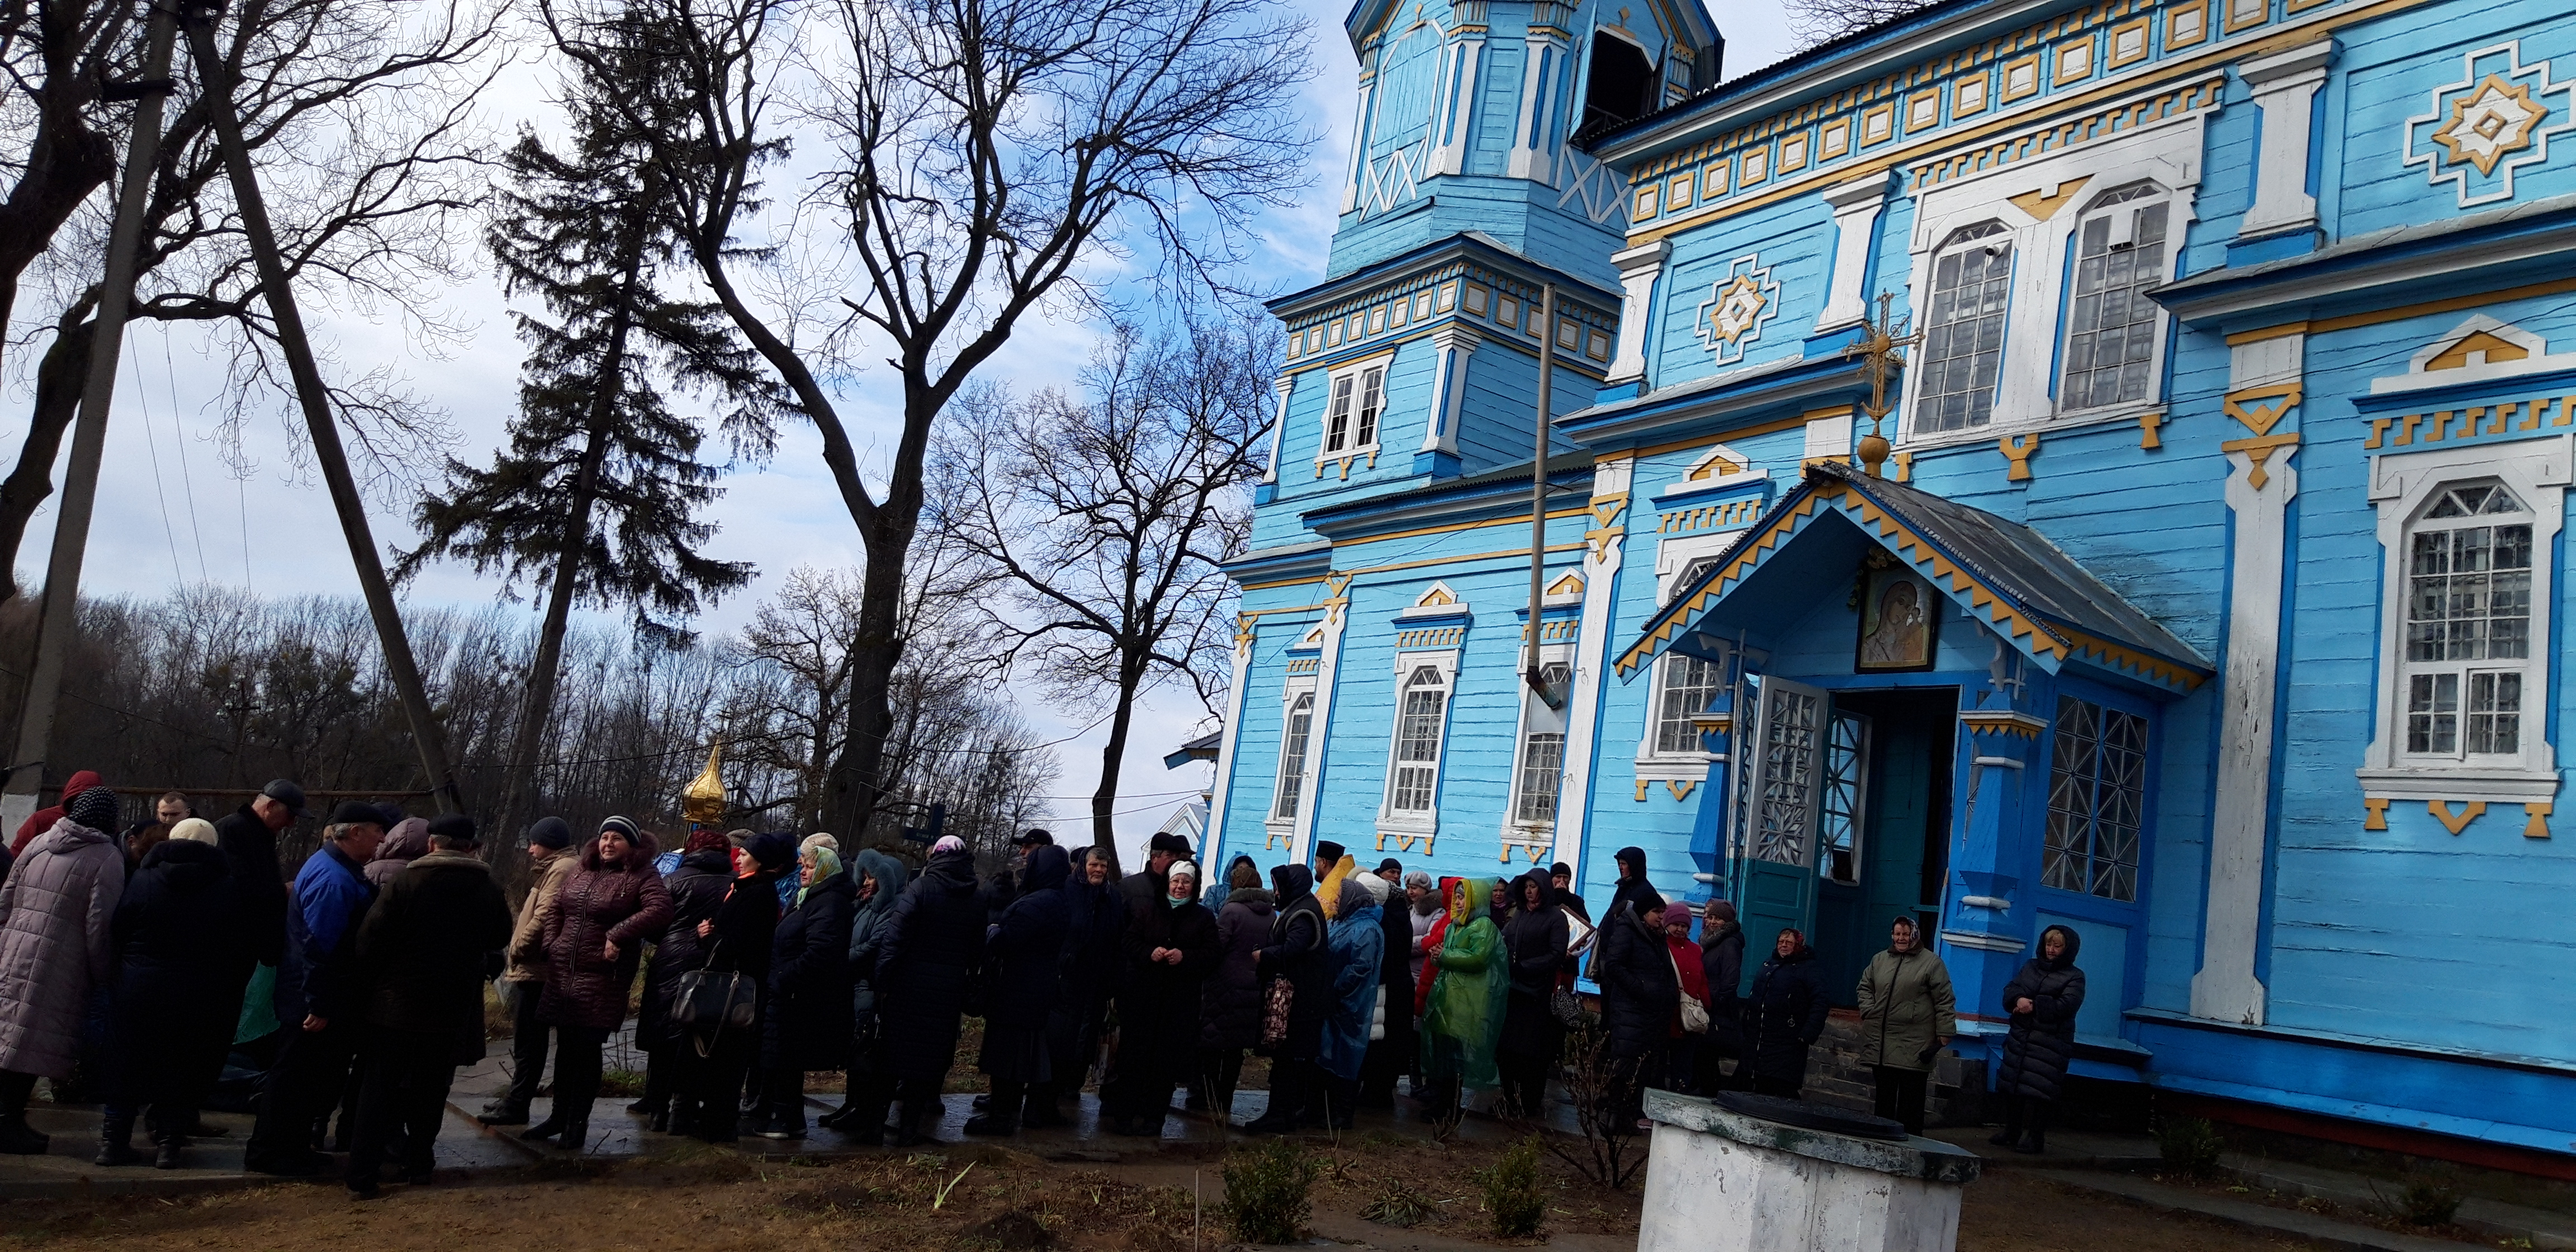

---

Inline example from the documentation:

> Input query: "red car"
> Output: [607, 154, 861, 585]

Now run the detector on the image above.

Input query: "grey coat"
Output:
[0, 818, 126, 1076]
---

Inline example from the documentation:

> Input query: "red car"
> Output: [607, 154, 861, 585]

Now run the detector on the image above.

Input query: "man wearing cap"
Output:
[341, 814, 510, 1197]
[1119, 832, 1190, 912]
[481, 817, 576, 1126]
[213, 781, 305, 1014]
[246, 801, 383, 1175]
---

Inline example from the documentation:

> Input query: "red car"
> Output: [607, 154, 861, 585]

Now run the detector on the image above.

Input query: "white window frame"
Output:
[2359, 437, 2570, 802]
[1377, 648, 1460, 841]
[1318, 351, 1392, 467]
[1637, 532, 1744, 778]
[2056, 182, 2178, 418]
[1899, 104, 2205, 449]
[1911, 221, 2016, 437]
[1266, 678, 1320, 836]
[1503, 646, 1576, 838]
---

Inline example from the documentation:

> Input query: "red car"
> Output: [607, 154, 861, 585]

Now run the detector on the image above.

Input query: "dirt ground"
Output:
[0, 1130, 2354, 1252]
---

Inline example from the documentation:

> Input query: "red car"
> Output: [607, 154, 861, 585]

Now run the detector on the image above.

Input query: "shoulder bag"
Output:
[1670, 949, 1711, 1035]
[675, 941, 760, 1056]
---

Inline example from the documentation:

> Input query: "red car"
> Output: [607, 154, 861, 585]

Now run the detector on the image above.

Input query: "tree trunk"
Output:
[489, 207, 650, 891]
[825, 510, 912, 846]
[1088, 652, 1150, 872]
[0, 311, 98, 605]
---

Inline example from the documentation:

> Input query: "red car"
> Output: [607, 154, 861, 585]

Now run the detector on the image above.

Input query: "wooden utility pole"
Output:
[179, 0, 461, 813]
[1, 2, 182, 833]
[1526, 283, 1557, 700]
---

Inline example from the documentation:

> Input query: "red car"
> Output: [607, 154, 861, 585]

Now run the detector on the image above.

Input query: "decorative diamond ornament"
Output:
[1692, 254, 1782, 364]
[2405, 43, 2575, 207]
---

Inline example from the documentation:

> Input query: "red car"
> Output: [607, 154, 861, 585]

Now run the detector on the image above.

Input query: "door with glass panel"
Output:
[1732, 675, 1829, 979]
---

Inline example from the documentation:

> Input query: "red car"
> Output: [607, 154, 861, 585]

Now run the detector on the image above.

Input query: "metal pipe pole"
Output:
[1, 2, 183, 834]
[179, 0, 460, 813]
[1526, 283, 1556, 696]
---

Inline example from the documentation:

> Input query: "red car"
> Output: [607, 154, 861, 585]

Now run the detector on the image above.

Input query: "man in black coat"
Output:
[967, 845, 1071, 1136]
[339, 815, 510, 1198]
[211, 779, 303, 1025]
[98, 834, 237, 1168]
[1102, 831, 1188, 1114]
[873, 838, 987, 1145]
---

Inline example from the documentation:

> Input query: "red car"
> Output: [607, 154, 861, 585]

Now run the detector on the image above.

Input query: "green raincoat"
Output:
[1418, 878, 1508, 1090]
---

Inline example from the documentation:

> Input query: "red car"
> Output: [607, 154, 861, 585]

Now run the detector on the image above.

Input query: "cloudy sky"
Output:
[12, 0, 1795, 866]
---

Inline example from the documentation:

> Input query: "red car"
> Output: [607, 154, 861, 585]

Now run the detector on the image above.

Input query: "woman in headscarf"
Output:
[1417, 876, 1507, 1122]
[1496, 869, 1568, 1118]
[818, 847, 907, 1137]
[1742, 927, 1830, 1098]
[528, 817, 674, 1151]
[1202, 853, 1254, 912]
[635, 828, 733, 1134]
[1196, 857, 1271, 1121]
[1404, 871, 1439, 988]
[756, 842, 856, 1139]
[1355, 870, 1414, 1108]
[96, 819, 234, 1167]
[676, 832, 791, 1142]
[1992, 924, 2083, 1154]
[1039, 846, 1122, 1126]
[873, 834, 986, 1145]
[965, 844, 1070, 1136]
[0, 785, 125, 1154]
[1855, 914, 1954, 1136]
[1597, 890, 1677, 1125]
[1105, 860, 1219, 1136]
[1412, 878, 1453, 1018]
[1317, 875, 1385, 1128]
[1241, 863, 1328, 1133]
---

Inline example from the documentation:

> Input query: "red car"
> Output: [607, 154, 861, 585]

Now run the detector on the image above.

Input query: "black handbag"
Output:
[674, 941, 759, 1056]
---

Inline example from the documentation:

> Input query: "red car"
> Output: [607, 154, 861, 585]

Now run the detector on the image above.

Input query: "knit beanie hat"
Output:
[684, 828, 731, 856]
[427, 813, 478, 846]
[68, 786, 119, 832]
[527, 816, 574, 850]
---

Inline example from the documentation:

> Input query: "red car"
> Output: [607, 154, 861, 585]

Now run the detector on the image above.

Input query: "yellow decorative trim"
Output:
[2428, 799, 2487, 835]
[1912, 78, 2225, 191]
[1954, 71, 1992, 118]
[2430, 74, 2549, 177]
[1395, 626, 1467, 649]
[2001, 53, 2043, 102]
[2222, 0, 2271, 35]
[1861, 103, 1897, 146]
[1658, 497, 1768, 533]
[2009, 176, 2095, 220]
[1666, 173, 1696, 211]
[2106, 17, 2152, 67]
[2000, 433, 2041, 481]
[2059, 627, 2209, 691]
[2138, 410, 2166, 449]
[2362, 797, 2390, 831]
[1666, 779, 1698, 802]
[2054, 37, 2096, 85]
[1907, 88, 1944, 133]
[1588, 491, 1631, 528]
[2166, 0, 2209, 48]
[1892, 450, 1915, 483]
[1285, 657, 1320, 675]
[1635, 780, 1652, 802]
[1376, 831, 1434, 855]
[1958, 709, 2049, 738]
[2220, 432, 2299, 489]
[2526, 801, 2552, 838]
[1821, 117, 1854, 157]
[2223, 382, 2301, 435]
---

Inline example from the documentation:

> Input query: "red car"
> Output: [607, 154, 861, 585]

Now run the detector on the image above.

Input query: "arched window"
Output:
[2401, 482, 2534, 760]
[1513, 662, 1573, 826]
[1915, 222, 2012, 434]
[1273, 692, 1315, 821]
[1388, 665, 1450, 814]
[2060, 183, 2172, 411]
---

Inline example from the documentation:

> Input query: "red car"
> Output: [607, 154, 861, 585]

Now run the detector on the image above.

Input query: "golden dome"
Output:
[683, 740, 725, 826]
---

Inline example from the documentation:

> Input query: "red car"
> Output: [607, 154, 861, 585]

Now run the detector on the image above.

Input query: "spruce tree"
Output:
[397, 17, 771, 867]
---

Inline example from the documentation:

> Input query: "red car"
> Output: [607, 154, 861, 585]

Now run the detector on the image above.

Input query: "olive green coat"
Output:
[1854, 944, 1956, 1071]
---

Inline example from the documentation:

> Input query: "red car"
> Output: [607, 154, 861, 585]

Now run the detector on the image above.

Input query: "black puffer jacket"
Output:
[1597, 900, 1677, 1060]
[107, 840, 238, 1101]
[984, 847, 1071, 1031]
[1997, 925, 2087, 1102]
[768, 869, 858, 1071]
[1498, 871, 1569, 1063]
[1253, 865, 1329, 1059]
[874, 850, 987, 1080]
[1201, 887, 1274, 1049]
[1698, 921, 1746, 1051]
[1744, 941, 1831, 1088]
[641, 848, 733, 1050]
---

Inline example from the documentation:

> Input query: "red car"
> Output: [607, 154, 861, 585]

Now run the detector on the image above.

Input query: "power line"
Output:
[127, 347, 187, 586]
[163, 330, 210, 583]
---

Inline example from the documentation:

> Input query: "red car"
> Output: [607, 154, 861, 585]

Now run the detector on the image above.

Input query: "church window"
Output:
[1580, 32, 1658, 134]
[1387, 665, 1451, 814]
[1916, 223, 2012, 434]
[2045, 695, 2146, 902]
[1273, 691, 1315, 821]
[1647, 556, 1725, 756]
[2060, 184, 2172, 411]
[2401, 483, 2534, 760]
[1321, 358, 1387, 457]
[1512, 662, 1573, 826]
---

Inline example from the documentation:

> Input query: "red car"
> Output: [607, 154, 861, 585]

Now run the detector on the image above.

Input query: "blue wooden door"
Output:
[1732, 675, 1827, 992]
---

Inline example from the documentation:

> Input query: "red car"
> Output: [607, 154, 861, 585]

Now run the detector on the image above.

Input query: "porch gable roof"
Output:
[1614, 462, 2212, 694]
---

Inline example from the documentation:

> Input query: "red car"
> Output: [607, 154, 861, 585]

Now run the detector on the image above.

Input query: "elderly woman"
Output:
[1855, 914, 1954, 1135]
[98, 819, 232, 1166]
[1416, 877, 1507, 1123]
[873, 836, 986, 1145]
[677, 832, 791, 1143]
[1107, 861, 1219, 1136]
[757, 842, 856, 1139]
[635, 829, 734, 1133]
[1496, 869, 1568, 1118]
[964, 845, 1070, 1136]
[527, 817, 673, 1151]
[1317, 876, 1385, 1129]
[0, 787, 126, 1155]
[818, 848, 907, 1137]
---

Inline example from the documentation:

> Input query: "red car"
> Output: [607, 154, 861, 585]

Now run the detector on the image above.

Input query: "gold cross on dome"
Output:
[1843, 292, 1920, 477]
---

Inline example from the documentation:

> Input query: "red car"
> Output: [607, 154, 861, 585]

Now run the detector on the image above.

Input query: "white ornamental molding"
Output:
[1692, 254, 1782, 366]
[2403, 42, 2576, 207]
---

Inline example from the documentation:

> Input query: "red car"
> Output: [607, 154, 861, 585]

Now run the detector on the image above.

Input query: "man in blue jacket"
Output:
[245, 802, 383, 1175]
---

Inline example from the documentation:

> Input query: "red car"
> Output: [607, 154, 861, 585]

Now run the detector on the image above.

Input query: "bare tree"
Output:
[1783, 0, 1939, 51]
[930, 318, 1266, 856]
[541, 0, 1313, 856]
[0, 0, 499, 600]
[728, 565, 864, 827]
[0, 0, 132, 379]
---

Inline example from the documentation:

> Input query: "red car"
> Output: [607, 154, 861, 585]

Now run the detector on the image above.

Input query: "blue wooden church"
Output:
[1199, 0, 2576, 1170]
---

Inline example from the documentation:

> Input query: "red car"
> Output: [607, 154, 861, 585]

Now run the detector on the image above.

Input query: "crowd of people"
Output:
[0, 774, 2095, 1199]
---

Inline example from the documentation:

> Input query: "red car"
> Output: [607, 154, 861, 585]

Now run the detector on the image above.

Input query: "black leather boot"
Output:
[517, 1109, 567, 1141]
[94, 1113, 141, 1166]
[154, 1130, 187, 1170]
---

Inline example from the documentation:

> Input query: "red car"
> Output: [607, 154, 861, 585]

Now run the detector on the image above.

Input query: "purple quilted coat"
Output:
[0, 818, 126, 1076]
[539, 831, 673, 1030]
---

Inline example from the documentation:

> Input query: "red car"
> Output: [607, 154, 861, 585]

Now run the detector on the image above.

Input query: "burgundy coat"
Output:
[538, 832, 674, 1030]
